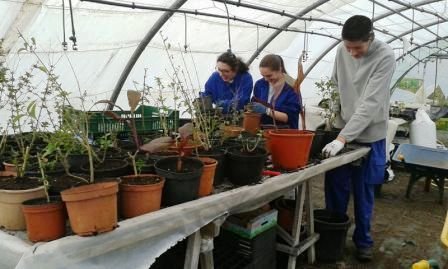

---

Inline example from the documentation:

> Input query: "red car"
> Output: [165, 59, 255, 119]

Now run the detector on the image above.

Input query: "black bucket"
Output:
[155, 157, 203, 206]
[314, 209, 351, 262]
[226, 146, 267, 186]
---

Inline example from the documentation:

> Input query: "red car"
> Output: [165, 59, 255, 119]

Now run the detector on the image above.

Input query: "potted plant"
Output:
[226, 132, 267, 186]
[242, 103, 262, 135]
[0, 38, 51, 230]
[118, 150, 165, 218]
[252, 99, 314, 171]
[312, 77, 341, 157]
[21, 154, 65, 242]
[144, 124, 204, 206]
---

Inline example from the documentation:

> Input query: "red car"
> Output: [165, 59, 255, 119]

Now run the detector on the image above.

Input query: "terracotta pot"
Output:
[22, 198, 65, 242]
[223, 125, 244, 138]
[269, 130, 314, 171]
[198, 157, 217, 197]
[0, 171, 17, 177]
[61, 182, 118, 236]
[263, 129, 272, 153]
[3, 162, 18, 173]
[0, 186, 46, 230]
[169, 142, 198, 156]
[243, 112, 261, 135]
[119, 174, 165, 218]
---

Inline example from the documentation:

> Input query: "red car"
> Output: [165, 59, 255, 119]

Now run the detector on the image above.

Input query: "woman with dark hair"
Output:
[201, 51, 253, 114]
[251, 54, 301, 129]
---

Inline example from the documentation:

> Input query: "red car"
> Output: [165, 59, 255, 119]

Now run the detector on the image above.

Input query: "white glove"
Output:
[322, 139, 345, 158]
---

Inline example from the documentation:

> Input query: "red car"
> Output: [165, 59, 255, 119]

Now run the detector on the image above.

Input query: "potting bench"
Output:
[0, 147, 369, 269]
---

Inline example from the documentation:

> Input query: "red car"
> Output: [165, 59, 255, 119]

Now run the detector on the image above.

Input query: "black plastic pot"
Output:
[155, 157, 203, 206]
[226, 146, 267, 186]
[195, 149, 226, 186]
[68, 154, 89, 173]
[80, 159, 130, 179]
[309, 130, 326, 158]
[314, 209, 351, 262]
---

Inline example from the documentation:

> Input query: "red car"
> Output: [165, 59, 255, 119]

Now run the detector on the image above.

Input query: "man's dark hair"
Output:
[217, 51, 249, 73]
[342, 15, 374, 42]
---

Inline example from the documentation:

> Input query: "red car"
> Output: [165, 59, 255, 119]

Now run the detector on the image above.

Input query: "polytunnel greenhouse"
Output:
[0, 0, 448, 268]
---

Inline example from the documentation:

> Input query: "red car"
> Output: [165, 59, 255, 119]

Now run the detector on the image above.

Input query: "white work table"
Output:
[0, 147, 370, 269]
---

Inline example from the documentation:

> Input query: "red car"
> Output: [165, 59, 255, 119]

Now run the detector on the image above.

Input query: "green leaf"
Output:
[12, 114, 24, 124]
[31, 37, 36, 46]
[27, 101, 37, 119]
[17, 48, 27, 53]
[38, 66, 48, 74]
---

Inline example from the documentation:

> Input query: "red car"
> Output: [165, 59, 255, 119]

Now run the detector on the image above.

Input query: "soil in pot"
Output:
[155, 157, 203, 206]
[0, 176, 46, 230]
[119, 174, 165, 218]
[197, 157, 217, 197]
[226, 146, 267, 186]
[195, 149, 225, 186]
[48, 174, 88, 196]
[80, 159, 130, 179]
[61, 181, 119, 236]
[269, 130, 314, 170]
[22, 197, 65, 242]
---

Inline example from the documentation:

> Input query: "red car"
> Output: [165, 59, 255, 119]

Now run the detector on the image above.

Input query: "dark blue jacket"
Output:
[252, 79, 301, 129]
[202, 71, 253, 114]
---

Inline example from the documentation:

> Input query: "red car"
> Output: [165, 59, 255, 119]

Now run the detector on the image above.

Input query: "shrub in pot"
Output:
[119, 151, 165, 218]
[226, 133, 267, 186]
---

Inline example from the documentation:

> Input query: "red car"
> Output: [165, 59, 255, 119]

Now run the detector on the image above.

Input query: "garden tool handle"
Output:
[262, 170, 281, 177]
[253, 97, 273, 109]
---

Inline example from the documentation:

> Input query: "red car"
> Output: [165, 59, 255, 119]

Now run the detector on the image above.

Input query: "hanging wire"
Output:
[256, 25, 259, 58]
[68, 0, 78, 50]
[61, 0, 67, 50]
[410, 8, 415, 45]
[432, 18, 441, 105]
[302, 21, 308, 62]
[371, 0, 375, 21]
[184, 13, 188, 52]
[223, 0, 232, 52]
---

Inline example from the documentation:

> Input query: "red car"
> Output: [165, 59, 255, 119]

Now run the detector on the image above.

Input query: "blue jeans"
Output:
[324, 139, 386, 249]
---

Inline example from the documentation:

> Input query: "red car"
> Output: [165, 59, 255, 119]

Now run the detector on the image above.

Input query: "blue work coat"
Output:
[252, 79, 301, 129]
[202, 71, 253, 114]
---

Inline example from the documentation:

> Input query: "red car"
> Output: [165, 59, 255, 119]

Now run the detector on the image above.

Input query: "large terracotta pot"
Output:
[269, 130, 314, 171]
[22, 198, 65, 242]
[119, 174, 165, 218]
[197, 157, 217, 197]
[0, 186, 46, 230]
[61, 182, 118, 236]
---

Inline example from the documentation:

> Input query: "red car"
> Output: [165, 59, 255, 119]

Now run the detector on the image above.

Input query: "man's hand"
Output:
[322, 136, 346, 158]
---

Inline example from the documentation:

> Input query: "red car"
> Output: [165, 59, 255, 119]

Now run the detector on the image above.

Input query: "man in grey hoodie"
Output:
[321, 15, 396, 262]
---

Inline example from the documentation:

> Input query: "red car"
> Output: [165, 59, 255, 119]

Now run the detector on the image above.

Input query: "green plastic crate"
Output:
[436, 118, 448, 131]
[88, 105, 179, 136]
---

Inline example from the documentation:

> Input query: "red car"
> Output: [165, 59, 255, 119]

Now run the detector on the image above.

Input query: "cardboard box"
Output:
[223, 208, 277, 239]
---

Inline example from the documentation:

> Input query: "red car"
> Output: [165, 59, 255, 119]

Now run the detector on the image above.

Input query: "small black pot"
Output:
[68, 154, 89, 173]
[155, 157, 203, 206]
[226, 146, 267, 186]
[80, 159, 130, 179]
